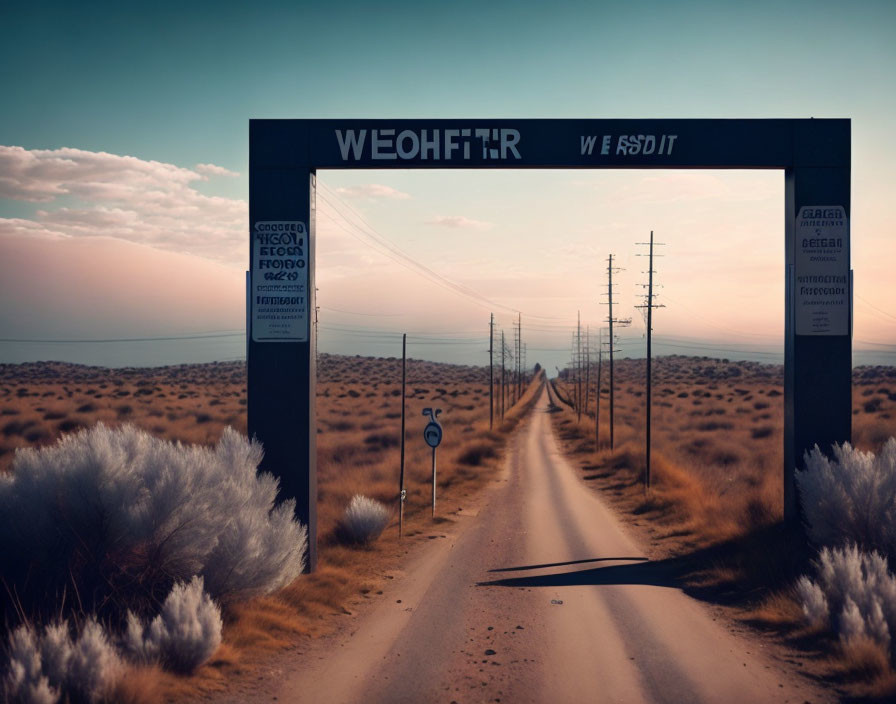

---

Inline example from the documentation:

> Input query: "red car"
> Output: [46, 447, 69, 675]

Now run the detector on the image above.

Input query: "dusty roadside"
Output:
[204, 386, 834, 704]
[544, 376, 847, 701]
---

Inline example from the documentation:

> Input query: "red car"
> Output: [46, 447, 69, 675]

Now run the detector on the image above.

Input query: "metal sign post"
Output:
[422, 408, 443, 517]
[250, 118, 851, 570]
[399, 333, 407, 538]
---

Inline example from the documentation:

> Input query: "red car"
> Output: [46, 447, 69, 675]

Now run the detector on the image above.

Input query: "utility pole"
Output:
[636, 231, 665, 490]
[602, 254, 631, 451]
[500, 330, 506, 418]
[489, 313, 494, 430]
[511, 322, 517, 405]
[313, 287, 320, 367]
[608, 256, 615, 449]
[515, 313, 522, 403]
[522, 343, 527, 387]
[595, 329, 603, 450]
[399, 333, 407, 538]
[584, 327, 590, 418]
[576, 311, 582, 422]
[570, 330, 580, 415]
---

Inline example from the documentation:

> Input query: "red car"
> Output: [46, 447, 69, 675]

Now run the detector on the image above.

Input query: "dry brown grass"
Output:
[0, 355, 541, 701]
[106, 665, 164, 704]
[852, 366, 896, 453]
[551, 357, 786, 549]
[0, 361, 248, 474]
[550, 355, 896, 699]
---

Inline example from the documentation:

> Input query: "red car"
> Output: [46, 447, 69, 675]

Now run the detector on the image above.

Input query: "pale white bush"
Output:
[4, 625, 58, 704]
[797, 544, 896, 658]
[3, 618, 122, 704]
[338, 494, 391, 544]
[795, 438, 896, 559]
[66, 619, 123, 703]
[125, 576, 222, 673]
[4, 579, 222, 700]
[795, 576, 829, 627]
[0, 423, 307, 610]
[36, 624, 71, 695]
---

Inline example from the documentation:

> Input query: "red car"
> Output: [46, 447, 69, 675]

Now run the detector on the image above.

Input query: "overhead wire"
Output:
[316, 181, 571, 323]
[0, 331, 244, 344]
[856, 294, 896, 323]
[658, 293, 782, 341]
[321, 305, 405, 317]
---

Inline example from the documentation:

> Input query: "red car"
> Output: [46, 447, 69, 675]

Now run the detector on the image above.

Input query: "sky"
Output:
[1, 0, 895, 371]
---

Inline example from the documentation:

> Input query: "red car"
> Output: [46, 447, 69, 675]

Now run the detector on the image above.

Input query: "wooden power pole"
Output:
[636, 231, 664, 490]
[603, 254, 631, 451]
[399, 333, 407, 537]
[489, 313, 494, 430]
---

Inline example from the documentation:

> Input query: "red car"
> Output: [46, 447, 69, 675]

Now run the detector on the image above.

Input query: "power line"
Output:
[650, 340, 784, 357]
[854, 338, 896, 348]
[320, 305, 406, 317]
[0, 331, 244, 344]
[856, 294, 896, 323]
[658, 293, 782, 340]
[317, 183, 566, 322]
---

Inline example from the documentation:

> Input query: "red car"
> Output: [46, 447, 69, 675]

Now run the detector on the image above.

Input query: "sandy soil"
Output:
[208, 384, 834, 704]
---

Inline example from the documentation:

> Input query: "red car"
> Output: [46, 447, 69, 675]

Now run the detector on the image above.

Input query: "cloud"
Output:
[0, 217, 68, 240]
[424, 215, 492, 230]
[0, 146, 201, 202]
[0, 145, 246, 264]
[334, 183, 410, 200]
[195, 163, 239, 178]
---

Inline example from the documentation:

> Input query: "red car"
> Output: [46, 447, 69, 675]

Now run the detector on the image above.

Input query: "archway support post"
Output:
[248, 121, 317, 571]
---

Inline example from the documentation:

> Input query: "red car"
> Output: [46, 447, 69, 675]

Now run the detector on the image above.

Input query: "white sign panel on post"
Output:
[251, 221, 308, 342]
[794, 206, 849, 336]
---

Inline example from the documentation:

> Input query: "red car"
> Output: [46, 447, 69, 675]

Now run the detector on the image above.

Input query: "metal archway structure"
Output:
[249, 118, 851, 571]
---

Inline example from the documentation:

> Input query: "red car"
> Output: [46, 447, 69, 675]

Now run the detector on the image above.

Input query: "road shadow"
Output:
[479, 522, 811, 609]
[489, 556, 648, 573]
[480, 555, 682, 590]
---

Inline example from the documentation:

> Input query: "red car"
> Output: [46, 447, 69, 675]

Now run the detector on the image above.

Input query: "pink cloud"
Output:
[424, 215, 492, 230]
[334, 183, 410, 200]
[0, 146, 246, 264]
[195, 163, 239, 178]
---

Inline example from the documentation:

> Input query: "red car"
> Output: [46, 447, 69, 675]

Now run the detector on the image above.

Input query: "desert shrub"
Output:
[67, 620, 124, 702]
[124, 576, 221, 674]
[795, 438, 896, 561]
[0, 423, 306, 625]
[4, 625, 57, 704]
[3, 618, 122, 704]
[796, 544, 896, 662]
[458, 442, 497, 466]
[336, 495, 390, 545]
[751, 426, 774, 440]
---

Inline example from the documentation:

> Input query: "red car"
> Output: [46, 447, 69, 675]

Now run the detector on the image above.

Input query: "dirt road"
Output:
[225, 385, 831, 703]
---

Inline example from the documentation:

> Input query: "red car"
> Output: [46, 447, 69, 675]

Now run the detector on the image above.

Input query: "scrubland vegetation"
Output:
[1, 423, 305, 703]
[552, 356, 787, 544]
[336, 495, 391, 545]
[551, 356, 896, 700]
[793, 440, 896, 694]
[0, 355, 537, 702]
[7, 351, 893, 700]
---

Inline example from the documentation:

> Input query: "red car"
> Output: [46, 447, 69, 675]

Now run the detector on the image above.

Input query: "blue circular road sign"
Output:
[423, 421, 442, 448]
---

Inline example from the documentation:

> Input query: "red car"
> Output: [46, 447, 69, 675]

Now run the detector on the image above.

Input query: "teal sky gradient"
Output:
[1, 0, 895, 368]
[4, 0, 894, 167]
